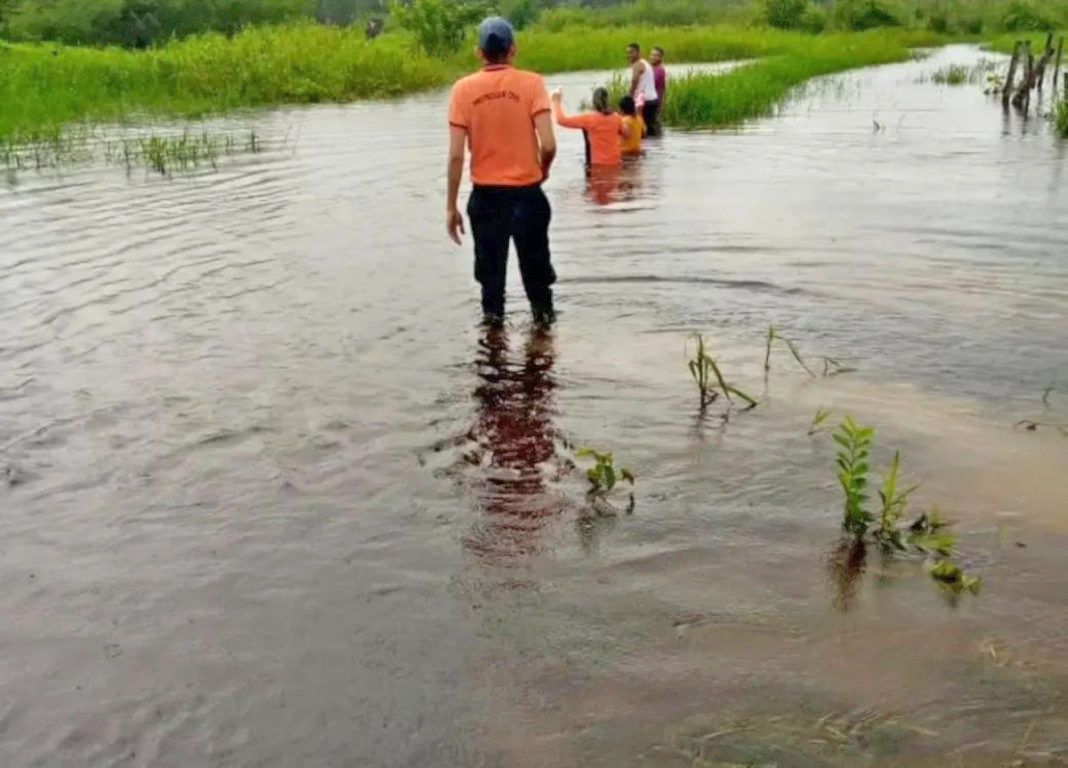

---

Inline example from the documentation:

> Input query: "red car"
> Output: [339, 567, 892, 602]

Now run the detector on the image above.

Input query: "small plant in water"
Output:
[574, 446, 635, 515]
[928, 559, 981, 594]
[931, 64, 968, 85]
[830, 416, 979, 594]
[872, 451, 917, 552]
[833, 416, 874, 537]
[765, 325, 814, 378]
[907, 509, 956, 556]
[808, 407, 832, 435]
[688, 334, 757, 410]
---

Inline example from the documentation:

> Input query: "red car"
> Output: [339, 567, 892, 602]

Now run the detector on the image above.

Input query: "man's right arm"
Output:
[446, 125, 466, 245]
[534, 111, 556, 182]
[630, 61, 643, 96]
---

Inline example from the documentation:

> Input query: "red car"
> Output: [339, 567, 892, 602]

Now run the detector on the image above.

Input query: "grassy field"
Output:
[1, 23, 948, 143]
[5, 13, 1068, 148]
[0, 26, 445, 142]
[650, 29, 940, 127]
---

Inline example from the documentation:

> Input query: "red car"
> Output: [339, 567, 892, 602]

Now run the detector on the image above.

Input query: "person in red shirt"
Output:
[550, 87, 631, 169]
[446, 17, 558, 328]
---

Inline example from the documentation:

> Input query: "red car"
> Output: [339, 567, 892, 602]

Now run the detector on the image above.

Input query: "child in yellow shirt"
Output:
[619, 95, 645, 156]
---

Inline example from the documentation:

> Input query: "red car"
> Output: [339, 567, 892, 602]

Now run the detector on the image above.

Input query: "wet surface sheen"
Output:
[2, 46, 1068, 767]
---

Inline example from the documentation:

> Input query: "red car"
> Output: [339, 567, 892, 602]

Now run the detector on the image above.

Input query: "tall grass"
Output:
[530, 0, 1068, 35]
[1056, 98, 1068, 138]
[0, 25, 445, 142]
[2, 23, 941, 142]
[593, 28, 943, 129]
[517, 24, 818, 73]
[537, 0, 756, 31]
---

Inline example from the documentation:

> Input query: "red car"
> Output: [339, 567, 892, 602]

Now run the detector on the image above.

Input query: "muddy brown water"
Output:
[2, 46, 1067, 767]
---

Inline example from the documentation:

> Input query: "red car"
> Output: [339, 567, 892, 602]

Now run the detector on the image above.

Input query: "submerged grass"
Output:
[1, 125, 264, 173]
[1055, 97, 1068, 138]
[2, 23, 946, 143]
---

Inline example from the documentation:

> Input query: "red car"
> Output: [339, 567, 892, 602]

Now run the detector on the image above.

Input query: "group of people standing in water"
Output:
[552, 42, 666, 168]
[445, 16, 667, 327]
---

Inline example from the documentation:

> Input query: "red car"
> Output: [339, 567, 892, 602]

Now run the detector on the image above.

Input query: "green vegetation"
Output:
[537, 0, 754, 31]
[931, 62, 968, 84]
[7, 0, 1065, 48]
[3, 0, 1066, 150]
[1, 0, 319, 46]
[0, 24, 444, 143]
[0, 24, 937, 144]
[386, 0, 489, 56]
[831, 417, 979, 594]
[1, 125, 263, 172]
[687, 333, 758, 410]
[808, 406, 831, 435]
[1056, 97, 1068, 138]
[834, 416, 875, 537]
[764, 0, 806, 30]
[763, 324, 854, 380]
[764, 324, 815, 377]
[924, 58, 997, 85]
[659, 28, 941, 129]
[574, 446, 635, 495]
[573, 445, 635, 515]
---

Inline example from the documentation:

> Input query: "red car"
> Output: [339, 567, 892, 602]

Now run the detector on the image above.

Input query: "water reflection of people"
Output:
[586, 161, 643, 206]
[464, 326, 563, 563]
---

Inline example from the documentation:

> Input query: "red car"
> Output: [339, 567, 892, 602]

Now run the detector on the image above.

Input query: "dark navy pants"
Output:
[467, 184, 555, 318]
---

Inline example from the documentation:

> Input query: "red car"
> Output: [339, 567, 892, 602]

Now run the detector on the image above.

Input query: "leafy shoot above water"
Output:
[765, 325, 814, 378]
[688, 334, 758, 412]
[830, 416, 978, 595]
[808, 407, 831, 435]
[834, 416, 874, 538]
[873, 451, 918, 552]
[907, 510, 957, 556]
[928, 560, 981, 594]
[574, 447, 634, 506]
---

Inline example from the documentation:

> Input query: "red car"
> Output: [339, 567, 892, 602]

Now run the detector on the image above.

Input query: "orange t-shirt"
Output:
[448, 65, 550, 187]
[552, 104, 623, 167]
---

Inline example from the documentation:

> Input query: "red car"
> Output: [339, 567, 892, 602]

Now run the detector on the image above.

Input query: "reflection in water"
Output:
[585, 161, 643, 206]
[827, 537, 867, 612]
[463, 326, 565, 564]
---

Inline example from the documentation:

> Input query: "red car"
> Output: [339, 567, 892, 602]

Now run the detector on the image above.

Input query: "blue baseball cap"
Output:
[478, 16, 514, 55]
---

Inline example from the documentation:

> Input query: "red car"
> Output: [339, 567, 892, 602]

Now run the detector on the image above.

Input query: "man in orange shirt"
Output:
[446, 17, 558, 327]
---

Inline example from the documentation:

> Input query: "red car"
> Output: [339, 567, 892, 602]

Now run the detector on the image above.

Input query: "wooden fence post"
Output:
[1037, 32, 1054, 92]
[1054, 36, 1065, 92]
[1003, 40, 1022, 107]
[1012, 40, 1032, 109]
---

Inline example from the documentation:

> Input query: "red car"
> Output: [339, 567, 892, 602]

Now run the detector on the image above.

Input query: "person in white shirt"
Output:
[626, 42, 661, 137]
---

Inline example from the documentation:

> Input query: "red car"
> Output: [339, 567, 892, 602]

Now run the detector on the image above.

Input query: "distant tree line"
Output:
[2, 0, 1064, 48]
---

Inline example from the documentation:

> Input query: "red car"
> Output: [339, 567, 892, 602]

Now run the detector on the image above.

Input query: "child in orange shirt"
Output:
[619, 95, 644, 156]
[551, 87, 632, 169]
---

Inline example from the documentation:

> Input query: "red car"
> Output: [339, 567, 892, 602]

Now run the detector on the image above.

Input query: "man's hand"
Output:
[550, 88, 563, 103]
[447, 208, 465, 245]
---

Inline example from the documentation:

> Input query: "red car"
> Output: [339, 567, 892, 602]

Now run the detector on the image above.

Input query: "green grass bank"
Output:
[658, 29, 941, 127]
[2, 23, 948, 143]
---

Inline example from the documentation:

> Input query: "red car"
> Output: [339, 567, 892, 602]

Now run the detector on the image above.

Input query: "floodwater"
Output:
[2, 45, 1067, 767]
